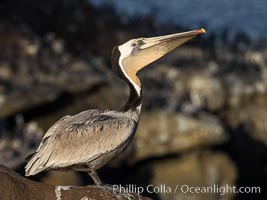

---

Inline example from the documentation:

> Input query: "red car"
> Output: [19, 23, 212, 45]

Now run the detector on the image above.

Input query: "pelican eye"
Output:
[131, 42, 138, 47]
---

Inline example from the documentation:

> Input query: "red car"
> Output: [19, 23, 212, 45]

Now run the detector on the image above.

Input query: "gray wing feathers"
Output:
[25, 110, 136, 176]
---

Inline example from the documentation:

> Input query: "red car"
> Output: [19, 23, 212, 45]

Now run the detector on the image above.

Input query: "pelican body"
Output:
[25, 29, 205, 185]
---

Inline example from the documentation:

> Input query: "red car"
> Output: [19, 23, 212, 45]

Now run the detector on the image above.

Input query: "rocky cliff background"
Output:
[0, 0, 266, 199]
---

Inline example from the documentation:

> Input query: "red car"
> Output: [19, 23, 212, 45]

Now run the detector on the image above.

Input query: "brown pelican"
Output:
[25, 29, 205, 186]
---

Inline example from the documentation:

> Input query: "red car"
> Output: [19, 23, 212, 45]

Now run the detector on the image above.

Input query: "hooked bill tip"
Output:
[198, 28, 206, 34]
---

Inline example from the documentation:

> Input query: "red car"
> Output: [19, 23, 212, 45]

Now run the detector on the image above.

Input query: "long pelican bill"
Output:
[140, 28, 206, 50]
[122, 28, 206, 74]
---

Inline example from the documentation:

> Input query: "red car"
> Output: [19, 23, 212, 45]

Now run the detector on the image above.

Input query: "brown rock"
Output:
[132, 111, 226, 162]
[151, 151, 237, 200]
[0, 164, 151, 200]
[0, 84, 61, 118]
[189, 75, 225, 111]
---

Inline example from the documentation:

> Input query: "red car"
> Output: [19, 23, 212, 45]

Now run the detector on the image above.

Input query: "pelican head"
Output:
[112, 28, 206, 89]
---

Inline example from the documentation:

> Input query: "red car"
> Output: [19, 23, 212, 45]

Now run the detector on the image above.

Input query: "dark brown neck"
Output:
[111, 46, 142, 112]
[119, 81, 142, 112]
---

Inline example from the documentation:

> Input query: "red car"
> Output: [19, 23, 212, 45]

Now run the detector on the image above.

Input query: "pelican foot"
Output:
[101, 184, 115, 192]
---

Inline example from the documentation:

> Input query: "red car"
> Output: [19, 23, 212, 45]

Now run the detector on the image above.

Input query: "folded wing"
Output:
[25, 110, 136, 176]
